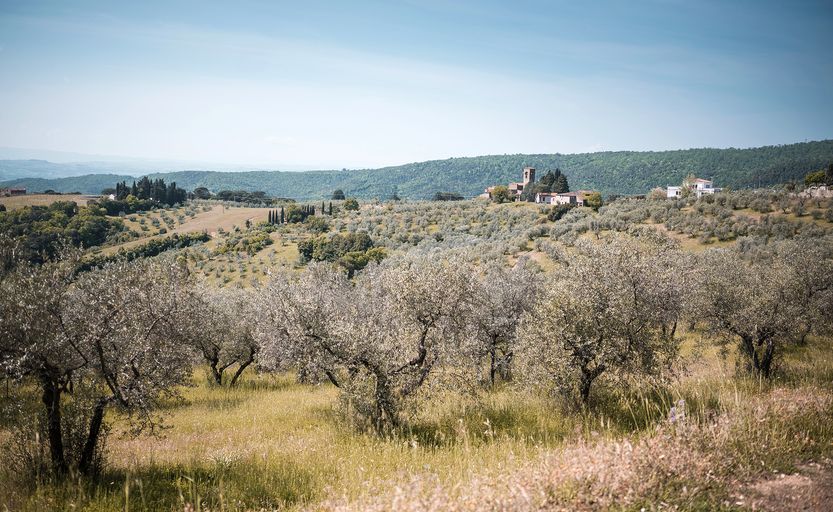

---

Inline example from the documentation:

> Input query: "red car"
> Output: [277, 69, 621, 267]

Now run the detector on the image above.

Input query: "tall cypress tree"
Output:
[280, 206, 285, 224]
[554, 174, 569, 194]
[328, 201, 333, 215]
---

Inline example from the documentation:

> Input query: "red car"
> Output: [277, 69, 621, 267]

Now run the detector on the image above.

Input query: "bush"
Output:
[343, 198, 360, 211]
[304, 216, 330, 234]
[432, 192, 464, 201]
[547, 204, 574, 222]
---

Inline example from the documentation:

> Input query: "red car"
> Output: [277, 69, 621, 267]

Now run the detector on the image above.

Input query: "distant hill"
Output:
[0, 160, 136, 181]
[2, 140, 832, 200]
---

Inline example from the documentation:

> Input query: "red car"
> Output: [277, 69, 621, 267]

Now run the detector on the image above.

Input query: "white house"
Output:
[666, 186, 682, 198]
[535, 191, 589, 206]
[667, 177, 720, 198]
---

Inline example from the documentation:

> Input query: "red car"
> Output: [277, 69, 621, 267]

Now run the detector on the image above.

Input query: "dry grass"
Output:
[0, 193, 97, 210]
[323, 385, 833, 511]
[2, 336, 832, 511]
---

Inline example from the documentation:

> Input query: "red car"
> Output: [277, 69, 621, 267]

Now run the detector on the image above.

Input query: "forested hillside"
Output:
[3, 140, 832, 199]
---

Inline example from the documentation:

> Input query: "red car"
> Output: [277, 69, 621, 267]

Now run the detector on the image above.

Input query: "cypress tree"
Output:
[554, 174, 569, 194]
[268, 210, 273, 224]
[328, 201, 333, 215]
[280, 206, 285, 224]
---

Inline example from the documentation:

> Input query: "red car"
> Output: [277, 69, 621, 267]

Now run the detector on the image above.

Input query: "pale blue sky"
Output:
[0, 0, 831, 168]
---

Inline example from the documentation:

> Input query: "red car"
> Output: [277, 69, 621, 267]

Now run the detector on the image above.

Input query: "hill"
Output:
[2, 140, 832, 199]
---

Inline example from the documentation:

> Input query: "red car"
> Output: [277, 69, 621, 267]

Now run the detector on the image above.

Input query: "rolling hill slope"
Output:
[2, 140, 831, 200]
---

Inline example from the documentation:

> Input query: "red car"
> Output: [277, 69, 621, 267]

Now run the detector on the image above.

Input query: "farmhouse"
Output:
[0, 187, 26, 197]
[667, 177, 720, 199]
[535, 190, 591, 206]
[482, 167, 536, 200]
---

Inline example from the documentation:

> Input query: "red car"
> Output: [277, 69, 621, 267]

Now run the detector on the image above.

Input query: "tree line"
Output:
[7, 140, 832, 198]
[114, 177, 186, 206]
[0, 201, 126, 264]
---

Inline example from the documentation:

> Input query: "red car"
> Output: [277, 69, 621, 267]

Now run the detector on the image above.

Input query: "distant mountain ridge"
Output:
[2, 140, 832, 200]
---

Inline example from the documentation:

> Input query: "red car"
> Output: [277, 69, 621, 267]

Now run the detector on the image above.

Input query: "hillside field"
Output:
[2, 189, 833, 511]
[0, 193, 97, 210]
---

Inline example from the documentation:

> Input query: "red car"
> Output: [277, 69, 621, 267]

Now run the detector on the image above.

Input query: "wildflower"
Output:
[669, 399, 686, 424]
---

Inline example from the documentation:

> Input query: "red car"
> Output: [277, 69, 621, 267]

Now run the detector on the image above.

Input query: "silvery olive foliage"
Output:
[696, 238, 833, 378]
[186, 286, 260, 386]
[256, 262, 352, 386]
[517, 236, 687, 405]
[0, 253, 195, 476]
[260, 255, 474, 434]
[549, 192, 832, 247]
[467, 259, 541, 387]
[330, 200, 544, 257]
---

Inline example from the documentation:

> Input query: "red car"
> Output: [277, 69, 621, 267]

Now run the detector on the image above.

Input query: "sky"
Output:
[0, 0, 831, 169]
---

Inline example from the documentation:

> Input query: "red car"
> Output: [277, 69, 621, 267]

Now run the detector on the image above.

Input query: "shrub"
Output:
[343, 198, 360, 211]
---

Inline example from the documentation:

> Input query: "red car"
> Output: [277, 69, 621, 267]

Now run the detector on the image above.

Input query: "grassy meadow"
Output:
[2, 331, 832, 511]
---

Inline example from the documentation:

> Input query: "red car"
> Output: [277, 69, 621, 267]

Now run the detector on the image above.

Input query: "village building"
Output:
[534, 190, 592, 206]
[482, 167, 536, 200]
[667, 177, 720, 199]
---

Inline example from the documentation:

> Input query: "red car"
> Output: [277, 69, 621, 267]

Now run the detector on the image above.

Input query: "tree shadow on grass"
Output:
[16, 457, 323, 512]
[404, 400, 576, 449]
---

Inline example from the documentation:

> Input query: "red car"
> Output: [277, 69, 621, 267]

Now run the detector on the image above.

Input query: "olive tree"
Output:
[468, 260, 540, 387]
[187, 287, 260, 386]
[697, 241, 833, 378]
[517, 237, 685, 405]
[261, 256, 473, 434]
[257, 263, 352, 386]
[773, 239, 833, 344]
[0, 254, 195, 477]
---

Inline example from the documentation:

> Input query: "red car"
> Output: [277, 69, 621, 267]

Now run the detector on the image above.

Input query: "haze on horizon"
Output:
[0, 0, 831, 170]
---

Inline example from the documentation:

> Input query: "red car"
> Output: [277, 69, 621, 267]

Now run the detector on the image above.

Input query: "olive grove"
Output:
[3, 200, 833, 484]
